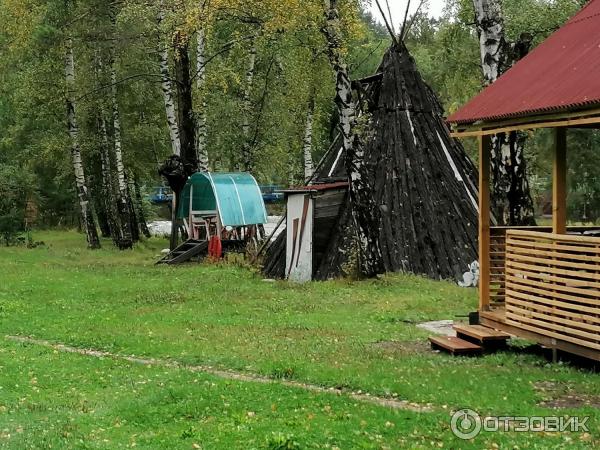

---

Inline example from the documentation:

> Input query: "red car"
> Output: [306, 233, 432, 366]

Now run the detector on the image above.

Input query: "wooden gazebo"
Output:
[448, 0, 600, 361]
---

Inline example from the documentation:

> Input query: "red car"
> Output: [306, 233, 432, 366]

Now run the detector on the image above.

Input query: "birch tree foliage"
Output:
[0, 0, 47, 52]
[178, 0, 368, 179]
[13, 0, 599, 239]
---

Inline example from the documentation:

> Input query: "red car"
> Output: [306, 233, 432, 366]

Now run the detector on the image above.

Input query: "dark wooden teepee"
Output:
[263, 43, 479, 281]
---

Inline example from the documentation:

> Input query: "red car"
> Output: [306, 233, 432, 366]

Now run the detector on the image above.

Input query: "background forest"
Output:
[1, 0, 598, 246]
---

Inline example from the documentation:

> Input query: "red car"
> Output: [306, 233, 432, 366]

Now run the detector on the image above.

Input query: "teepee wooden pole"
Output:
[374, 0, 399, 47]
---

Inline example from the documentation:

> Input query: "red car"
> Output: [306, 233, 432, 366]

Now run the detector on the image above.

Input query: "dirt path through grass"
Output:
[7, 335, 434, 413]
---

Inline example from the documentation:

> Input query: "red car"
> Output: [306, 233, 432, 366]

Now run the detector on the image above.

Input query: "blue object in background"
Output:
[149, 186, 173, 204]
[260, 184, 284, 203]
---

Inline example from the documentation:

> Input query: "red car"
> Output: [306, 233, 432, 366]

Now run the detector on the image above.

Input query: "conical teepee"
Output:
[264, 43, 479, 281]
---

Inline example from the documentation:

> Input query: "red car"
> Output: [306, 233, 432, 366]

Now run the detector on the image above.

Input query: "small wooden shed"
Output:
[449, 0, 600, 360]
[282, 182, 348, 282]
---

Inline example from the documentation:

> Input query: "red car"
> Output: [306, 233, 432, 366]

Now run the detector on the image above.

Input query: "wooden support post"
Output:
[188, 185, 194, 239]
[170, 192, 179, 251]
[553, 128, 567, 235]
[479, 134, 491, 311]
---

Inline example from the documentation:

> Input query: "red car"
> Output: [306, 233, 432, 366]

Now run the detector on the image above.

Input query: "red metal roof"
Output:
[448, 0, 600, 125]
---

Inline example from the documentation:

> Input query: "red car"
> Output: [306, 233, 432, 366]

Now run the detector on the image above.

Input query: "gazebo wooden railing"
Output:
[489, 226, 600, 308]
[480, 227, 600, 360]
[505, 230, 600, 351]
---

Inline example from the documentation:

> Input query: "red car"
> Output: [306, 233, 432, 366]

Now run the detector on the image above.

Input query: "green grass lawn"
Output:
[0, 231, 598, 448]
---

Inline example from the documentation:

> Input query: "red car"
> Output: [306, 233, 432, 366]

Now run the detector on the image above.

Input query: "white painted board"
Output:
[285, 194, 313, 282]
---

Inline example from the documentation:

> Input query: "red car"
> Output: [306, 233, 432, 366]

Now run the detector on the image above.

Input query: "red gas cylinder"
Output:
[208, 235, 222, 259]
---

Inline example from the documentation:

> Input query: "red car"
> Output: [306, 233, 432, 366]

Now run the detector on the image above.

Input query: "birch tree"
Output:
[303, 92, 315, 181]
[173, 30, 198, 172]
[98, 111, 120, 245]
[473, 0, 536, 225]
[157, 0, 181, 157]
[132, 173, 151, 238]
[322, 0, 382, 275]
[195, 1, 209, 171]
[302, 46, 324, 182]
[93, 56, 115, 243]
[109, 4, 134, 248]
[65, 34, 101, 249]
[241, 34, 258, 172]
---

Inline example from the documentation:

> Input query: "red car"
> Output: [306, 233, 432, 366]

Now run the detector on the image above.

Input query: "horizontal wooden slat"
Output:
[504, 229, 600, 353]
[506, 309, 599, 342]
[506, 259, 600, 283]
[506, 303, 600, 335]
[509, 247, 600, 273]
[506, 241, 600, 259]
[506, 274, 600, 304]
[506, 310, 599, 343]
[508, 235, 600, 246]
[507, 247, 600, 267]
[506, 296, 600, 325]
[505, 278, 600, 313]
[506, 315, 600, 351]
[491, 226, 600, 234]
[506, 266, 600, 291]
[508, 229, 600, 245]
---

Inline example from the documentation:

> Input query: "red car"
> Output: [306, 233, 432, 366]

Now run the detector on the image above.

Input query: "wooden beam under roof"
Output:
[450, 108, 600, 138]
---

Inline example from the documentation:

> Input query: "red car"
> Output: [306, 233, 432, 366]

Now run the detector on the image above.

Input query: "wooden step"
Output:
[429, 336, 482, 355]
[453, 324, 510, 343]
[155, 240, 209, 265]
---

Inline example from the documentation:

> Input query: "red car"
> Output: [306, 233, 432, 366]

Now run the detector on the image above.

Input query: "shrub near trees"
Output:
[0, 166, 36, 246]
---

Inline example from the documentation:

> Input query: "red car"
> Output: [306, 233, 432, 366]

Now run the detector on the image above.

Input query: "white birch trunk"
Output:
[195, 25, 209, 171]
[322, 0, 382, 275]
[473, 0, 536, 225]
[241, 36, 257, 172]
[65, 36, 100, 249]
[110, 64, 127, 198]
[288, 154, 297, 186]
[473, 0, 505, 86]
[109, 7, 134, 247]
[322, 1, 356, 178]
[158, 1, 181, 157]
[303, 96, 315, 181]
